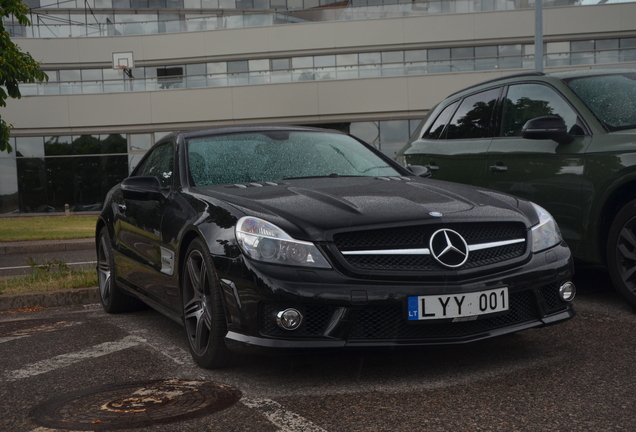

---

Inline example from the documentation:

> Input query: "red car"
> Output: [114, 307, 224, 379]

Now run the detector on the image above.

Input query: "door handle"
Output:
[490, 165, 508, 173]
[425, 164, 440, 171]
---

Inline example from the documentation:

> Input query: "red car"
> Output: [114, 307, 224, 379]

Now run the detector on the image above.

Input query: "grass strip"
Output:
[0, 268, 98, 296]
[0, 216, 97, 242]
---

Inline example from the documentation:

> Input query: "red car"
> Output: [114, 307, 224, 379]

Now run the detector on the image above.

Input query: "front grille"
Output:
[334, 222, 526, 272]
[349, 290, 538, 340]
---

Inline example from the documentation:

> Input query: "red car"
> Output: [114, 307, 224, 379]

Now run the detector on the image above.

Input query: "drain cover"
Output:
[31, 380, 242, 430]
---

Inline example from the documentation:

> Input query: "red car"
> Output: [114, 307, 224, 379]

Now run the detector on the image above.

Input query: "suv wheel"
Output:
[607, 199, 636, 309]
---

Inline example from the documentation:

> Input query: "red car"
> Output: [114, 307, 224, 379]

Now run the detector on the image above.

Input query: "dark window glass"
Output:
[74, 156, 102, 211]
[451, 47, 474, 59]
[272, 58, 290, 71]
[73, 135, 101, 155]
[428, 48, 450, 60]
[423, 101, 458, 140]
[101, 155, 129, 199]
[445, 88, 500, 140]
[46, 158, 74, 211]
[502, 83, 579, 137]
[45, 136, 73, 156]
[17, 158, 47, 212]
[227, 61, 248, 73]
[100, 134, 127, 154]
[136, 142, 174, 187]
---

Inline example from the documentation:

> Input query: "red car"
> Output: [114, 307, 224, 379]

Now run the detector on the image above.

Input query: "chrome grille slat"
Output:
[334, 222, 527, 271]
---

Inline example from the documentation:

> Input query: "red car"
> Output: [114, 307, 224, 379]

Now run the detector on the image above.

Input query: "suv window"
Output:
[423, 101, 458, 140]
[501, 83, 579, 137]
[445, 88, 500, 140]
[135, 142, 174, 187]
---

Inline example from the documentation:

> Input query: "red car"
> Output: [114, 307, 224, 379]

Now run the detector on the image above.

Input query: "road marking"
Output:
[0, 335, 29, 344]
[0, 261, 96, 271]
[2, 335, 144, 382]
[110, 317, 329, 432]
[0, 322, 82, 344]
[241, 398, 328, 432]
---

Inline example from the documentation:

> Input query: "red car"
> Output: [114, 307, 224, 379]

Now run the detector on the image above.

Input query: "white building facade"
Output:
[1, 0, 635, 213]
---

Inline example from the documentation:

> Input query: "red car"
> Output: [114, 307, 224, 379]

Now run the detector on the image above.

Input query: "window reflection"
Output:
[502, 84, 578, 137]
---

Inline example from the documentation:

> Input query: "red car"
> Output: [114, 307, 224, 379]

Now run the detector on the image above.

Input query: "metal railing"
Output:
[7, 0, 634, 38]
[19, 48, 636, 96]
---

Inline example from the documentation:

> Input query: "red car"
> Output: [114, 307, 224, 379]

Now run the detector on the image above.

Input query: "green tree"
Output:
[1, 0, 48, 153]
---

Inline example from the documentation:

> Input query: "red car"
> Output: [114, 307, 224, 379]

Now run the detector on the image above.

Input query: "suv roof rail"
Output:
[447, 71, 546, 98]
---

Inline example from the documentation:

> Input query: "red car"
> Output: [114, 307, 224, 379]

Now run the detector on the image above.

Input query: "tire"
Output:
[607, 199, 636, 309]
[97, 227, 145, 313]
[181, 238, 235, 369]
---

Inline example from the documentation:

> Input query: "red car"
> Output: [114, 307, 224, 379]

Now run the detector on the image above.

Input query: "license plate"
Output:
[407, 288, 509, 321]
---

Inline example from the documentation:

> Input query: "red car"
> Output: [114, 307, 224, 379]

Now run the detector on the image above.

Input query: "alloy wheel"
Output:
[97, 235, 112, 304]
[183, 250, 213, 357]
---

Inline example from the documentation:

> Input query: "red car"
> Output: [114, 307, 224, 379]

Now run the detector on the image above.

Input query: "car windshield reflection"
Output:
[186, 131, 399, 186]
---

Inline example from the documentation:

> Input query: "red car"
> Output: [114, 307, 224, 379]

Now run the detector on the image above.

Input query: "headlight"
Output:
[235, 216, 331, 268]
[531, 203, 562, 252]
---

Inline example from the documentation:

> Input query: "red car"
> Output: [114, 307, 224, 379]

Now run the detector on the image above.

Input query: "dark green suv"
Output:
[398, 69, 636, 307]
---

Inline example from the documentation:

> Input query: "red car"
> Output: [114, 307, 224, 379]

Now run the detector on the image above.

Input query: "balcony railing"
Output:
[19, 49, 636, 96]
[7, 0, 634, 38]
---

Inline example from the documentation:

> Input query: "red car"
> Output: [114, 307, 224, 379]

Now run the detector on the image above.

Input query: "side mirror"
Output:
[121, 176, 166, 202]
[407, 164, 432, 178]
[522, 115, 574, 145]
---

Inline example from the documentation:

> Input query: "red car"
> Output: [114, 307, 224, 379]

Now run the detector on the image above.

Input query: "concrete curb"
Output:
[0, 287, 100, 312]
[0, 238, 94, 255]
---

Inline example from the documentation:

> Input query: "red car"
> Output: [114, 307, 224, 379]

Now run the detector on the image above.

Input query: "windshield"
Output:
[187, 131, 401, 186]
[565, 72, 636, 131]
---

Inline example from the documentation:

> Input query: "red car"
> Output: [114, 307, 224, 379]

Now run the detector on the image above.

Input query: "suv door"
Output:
[487, 83, 591, 250]
[405, 88, 501, 187]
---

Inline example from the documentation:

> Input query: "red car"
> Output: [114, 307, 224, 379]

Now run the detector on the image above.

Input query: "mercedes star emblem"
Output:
[429, 228, 469, 268]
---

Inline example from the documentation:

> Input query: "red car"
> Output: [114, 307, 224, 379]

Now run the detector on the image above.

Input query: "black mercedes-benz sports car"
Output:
[96, 126, 575, 368]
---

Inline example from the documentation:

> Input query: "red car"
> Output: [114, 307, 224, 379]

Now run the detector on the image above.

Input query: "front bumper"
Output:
[220, 243, 575, 354]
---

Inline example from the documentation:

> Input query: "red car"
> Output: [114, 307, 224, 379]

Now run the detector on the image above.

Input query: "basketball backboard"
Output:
[112, 52, 134, 70]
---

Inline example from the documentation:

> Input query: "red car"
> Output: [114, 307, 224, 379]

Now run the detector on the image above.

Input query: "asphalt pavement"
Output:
[0, 238, 99, 312]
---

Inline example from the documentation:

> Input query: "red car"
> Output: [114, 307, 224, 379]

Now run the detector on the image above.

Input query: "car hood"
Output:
[192, 177, 534, 241]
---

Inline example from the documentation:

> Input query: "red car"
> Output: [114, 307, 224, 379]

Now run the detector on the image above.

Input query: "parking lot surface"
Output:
[1, 271, 635, 432]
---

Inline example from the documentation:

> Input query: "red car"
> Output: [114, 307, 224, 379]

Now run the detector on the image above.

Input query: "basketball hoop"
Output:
[117, 64, 134, 79]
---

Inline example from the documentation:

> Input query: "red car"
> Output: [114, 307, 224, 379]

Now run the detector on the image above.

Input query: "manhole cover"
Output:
[31, 379, 242, 430]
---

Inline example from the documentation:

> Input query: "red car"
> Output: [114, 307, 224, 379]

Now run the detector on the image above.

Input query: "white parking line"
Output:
[241, 398, 328, 432]
[0, 322, 82, 344]
[2, 335, 145, 382]
[0, 335, 29, 344]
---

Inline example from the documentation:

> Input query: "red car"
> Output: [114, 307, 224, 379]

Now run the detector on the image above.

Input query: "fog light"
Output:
[276, 308, 303, 330]
[559, 281, 576, 301]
